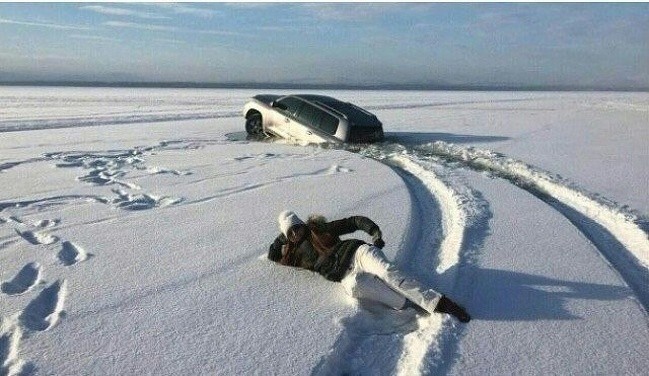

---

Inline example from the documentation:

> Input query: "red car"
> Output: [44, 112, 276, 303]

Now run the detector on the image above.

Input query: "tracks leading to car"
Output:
[398, 140, 649, 312]
[342, 137, 649, 373]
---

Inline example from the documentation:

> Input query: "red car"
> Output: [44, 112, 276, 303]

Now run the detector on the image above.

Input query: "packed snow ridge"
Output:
[410, 140, 649, 309]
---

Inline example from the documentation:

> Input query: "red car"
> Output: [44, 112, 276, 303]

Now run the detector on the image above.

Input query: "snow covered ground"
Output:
[1, 87, 647, 375]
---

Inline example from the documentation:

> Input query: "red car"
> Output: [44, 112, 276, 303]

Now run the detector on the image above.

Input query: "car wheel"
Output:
[245, 113, 263, 135]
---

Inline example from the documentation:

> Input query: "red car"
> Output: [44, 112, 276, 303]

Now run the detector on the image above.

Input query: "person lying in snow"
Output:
[268, 211, 470, 323]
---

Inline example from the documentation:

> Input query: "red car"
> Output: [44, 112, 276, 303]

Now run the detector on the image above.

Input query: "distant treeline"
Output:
[0, 81, 646, 92]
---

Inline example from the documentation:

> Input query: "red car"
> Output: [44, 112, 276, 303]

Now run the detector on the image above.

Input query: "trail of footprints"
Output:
[44, 142, 190, 211]
[0, 216, 89, 375]
[0, 141, 199, 373]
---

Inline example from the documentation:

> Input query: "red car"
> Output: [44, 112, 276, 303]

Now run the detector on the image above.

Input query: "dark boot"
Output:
[434, 295, 471, 323]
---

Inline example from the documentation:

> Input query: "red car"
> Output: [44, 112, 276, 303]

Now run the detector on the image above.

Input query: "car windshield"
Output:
[315, 99, 380, 128]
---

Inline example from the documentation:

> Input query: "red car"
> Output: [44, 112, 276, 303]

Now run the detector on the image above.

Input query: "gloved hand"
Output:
[372, 230, 385, 248]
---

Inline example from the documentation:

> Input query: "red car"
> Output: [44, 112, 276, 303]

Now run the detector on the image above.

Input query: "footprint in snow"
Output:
[7, 216, 26, 226]
[0, 318, 29, 376]
[111, 189, 182, 211]
[328, 164, 353, 174]
[58, 241, 91, 266]
[15, 229, 59, 245]
[33, 219, 60, 228]
[19, 280, 67, 332]
[1, 263, 42, 296]
[3, 217, 58, 228]
[145, 166, 192, 176]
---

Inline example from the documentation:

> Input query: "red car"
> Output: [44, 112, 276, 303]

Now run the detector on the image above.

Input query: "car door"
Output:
[271, 97, 328, 144]
[293, 103, 330, 144]
[268, 97, 305, 142]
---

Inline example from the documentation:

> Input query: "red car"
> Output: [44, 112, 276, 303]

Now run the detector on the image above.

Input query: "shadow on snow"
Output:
[465, 267, 631, 321]
[385, 132, 509, 146]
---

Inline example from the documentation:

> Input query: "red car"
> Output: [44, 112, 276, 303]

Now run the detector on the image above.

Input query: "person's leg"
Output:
[352, 244, 442, 313]
[340, 271, 407, 310]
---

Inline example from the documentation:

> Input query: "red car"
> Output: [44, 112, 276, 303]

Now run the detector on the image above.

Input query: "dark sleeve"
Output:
[324, 216, 382, 240]
[268, 233, 287, 262]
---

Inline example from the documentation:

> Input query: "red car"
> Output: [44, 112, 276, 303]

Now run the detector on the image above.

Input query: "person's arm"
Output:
[268, 233, 288, 262]
[325, 216, 384, 247]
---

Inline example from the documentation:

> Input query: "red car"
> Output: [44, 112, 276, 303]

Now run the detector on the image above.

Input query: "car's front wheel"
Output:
[245, 113, 263, 136]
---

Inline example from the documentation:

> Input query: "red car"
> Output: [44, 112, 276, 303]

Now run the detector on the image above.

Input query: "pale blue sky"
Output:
[1, 3, 647, 89]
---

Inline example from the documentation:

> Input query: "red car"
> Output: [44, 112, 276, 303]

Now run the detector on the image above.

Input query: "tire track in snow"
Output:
[182, 163, 354, 207]
[406, 141, 649, 311]
[381, 158, 455, 376]
[373, 151, 486, 376]
[0, 111, 240, 133]
[313, 143, 486, 375]
[0, 158, 46, 173]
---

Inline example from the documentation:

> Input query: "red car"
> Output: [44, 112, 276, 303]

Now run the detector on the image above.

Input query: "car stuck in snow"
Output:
[242, 94, 384, 144]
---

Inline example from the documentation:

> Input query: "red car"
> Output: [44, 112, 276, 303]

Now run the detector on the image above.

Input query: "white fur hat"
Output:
[278, 210, 304, 236]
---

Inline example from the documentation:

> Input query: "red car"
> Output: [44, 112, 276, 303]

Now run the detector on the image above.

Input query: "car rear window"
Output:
[317, 100, 380, 128]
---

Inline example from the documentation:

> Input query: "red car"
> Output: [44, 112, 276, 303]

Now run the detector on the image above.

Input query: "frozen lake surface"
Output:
[1, 87, 647, 375]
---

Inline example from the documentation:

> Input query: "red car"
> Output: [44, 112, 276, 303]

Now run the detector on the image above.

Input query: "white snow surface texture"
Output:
[0, 87, 647, 376]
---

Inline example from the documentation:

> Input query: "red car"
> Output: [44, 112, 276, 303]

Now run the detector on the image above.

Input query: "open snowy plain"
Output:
[0, 87, 647, 375]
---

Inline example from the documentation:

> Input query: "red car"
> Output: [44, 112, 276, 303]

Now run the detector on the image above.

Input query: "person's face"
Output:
[287, 224, 307, 244]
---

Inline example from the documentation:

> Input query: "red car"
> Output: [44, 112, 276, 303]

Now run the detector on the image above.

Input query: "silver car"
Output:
[242, 94, 384, 144]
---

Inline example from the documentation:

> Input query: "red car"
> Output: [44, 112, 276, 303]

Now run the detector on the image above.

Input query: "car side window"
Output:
[296, 103, 321, 127]
[318, 112, 339, 135]
[276, 97, 304, 118]
[296, 103, 339, 135]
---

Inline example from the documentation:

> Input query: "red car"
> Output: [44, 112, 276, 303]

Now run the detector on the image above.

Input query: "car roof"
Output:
[292, 94, 340, 103]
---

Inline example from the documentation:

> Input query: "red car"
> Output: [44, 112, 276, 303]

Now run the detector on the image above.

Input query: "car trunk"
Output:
[346, 125, 384, 143]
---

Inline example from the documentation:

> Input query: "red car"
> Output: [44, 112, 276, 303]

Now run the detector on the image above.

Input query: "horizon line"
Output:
[1, 80, 647, 92]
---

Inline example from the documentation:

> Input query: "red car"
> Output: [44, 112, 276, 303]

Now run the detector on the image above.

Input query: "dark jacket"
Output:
[268, 216, 383, 282]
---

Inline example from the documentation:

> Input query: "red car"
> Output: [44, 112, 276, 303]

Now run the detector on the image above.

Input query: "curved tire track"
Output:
[313, 144, 487, 376]
[405, 141, 649, 312]
[344, 137, 649, 373]
[380, 153, 488, 376]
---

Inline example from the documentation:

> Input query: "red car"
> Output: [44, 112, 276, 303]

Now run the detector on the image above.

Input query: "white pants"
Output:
[340, 244, 442, 313]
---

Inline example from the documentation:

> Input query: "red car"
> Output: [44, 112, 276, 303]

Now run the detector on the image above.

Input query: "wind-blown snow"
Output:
[1, 87, 647, 375]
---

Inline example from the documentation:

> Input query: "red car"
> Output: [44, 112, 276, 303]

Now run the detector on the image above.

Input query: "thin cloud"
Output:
[257, 25, 297, 33]
[104, 21, 179, 32]
[152, 38, 187, 45]
[151, 4, 219, 18]
[300, 4, 393, 22]
[70, 34, 122, 43]
[0, 17, 91, 31]
[193, 29, 247, 37]
[104, 21, 246, 37]
[0, 52, 75, 61]
[80, 5, 170, 20]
